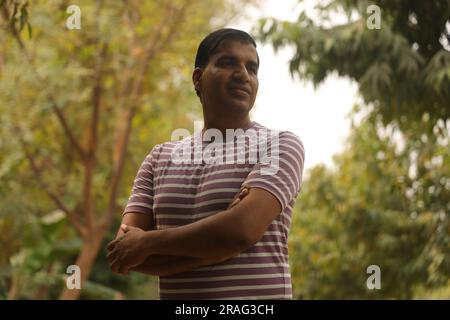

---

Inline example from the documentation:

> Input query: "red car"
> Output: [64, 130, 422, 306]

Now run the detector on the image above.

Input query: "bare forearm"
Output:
[142, 208, 251, 261]
[130, 255, 222, 277]
[130, 186, 253, 264]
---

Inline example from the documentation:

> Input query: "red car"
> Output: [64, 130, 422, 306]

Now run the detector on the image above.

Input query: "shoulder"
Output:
[146, 136, 194, 163]
[277, 131, 305, 171]
[150, 136, 192, 155]
[254, 122, 305, 158]
[278, 131, 305, 155]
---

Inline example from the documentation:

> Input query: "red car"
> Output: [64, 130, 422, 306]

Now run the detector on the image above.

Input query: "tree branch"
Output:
[1, 3, 28, 58]
[2, 4, 87, 160]
[49, 99, 87, 160]
[17, 132, 87, 237]
[83, 42, 108, 231]
[103, 0, 191, 228]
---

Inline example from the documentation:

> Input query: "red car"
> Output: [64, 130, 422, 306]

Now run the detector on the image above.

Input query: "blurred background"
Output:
[0, 0, 449, 299]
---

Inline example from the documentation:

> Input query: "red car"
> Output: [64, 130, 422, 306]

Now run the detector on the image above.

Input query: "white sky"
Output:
[228, 0, 360, 171]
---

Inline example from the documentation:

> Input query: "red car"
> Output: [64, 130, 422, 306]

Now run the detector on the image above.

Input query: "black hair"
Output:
[193, 28, 258, 97]
[195, 28, 258, 69]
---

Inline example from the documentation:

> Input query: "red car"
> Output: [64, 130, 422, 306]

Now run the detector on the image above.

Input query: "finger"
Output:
[228, 188, 249, 209]
[107, 240, 118, 251]
[228, 196, 240, 209]
[228, 188, 248, 209]
[112, 255, 131, 275]
[106, 241, 114, 251]
[107, 249, 117, 264]
[111, 257, 125, 275]
[228, 198, 241, 209]
[111, 258, 120, 274]
[120, 224, 127, 232]
[122, 224, 141, 232]
[239, 186, 247, 194]
[238, 187, 248, 199]
[107, 248, 121, 266]
[239, 187, 249, 197]
[118, 265, 130, 275]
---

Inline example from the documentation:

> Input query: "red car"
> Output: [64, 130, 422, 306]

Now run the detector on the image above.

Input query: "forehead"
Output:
[210, 39, 259, 64]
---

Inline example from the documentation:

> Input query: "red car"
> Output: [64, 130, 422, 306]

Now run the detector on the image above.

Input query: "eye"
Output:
[248, 65, 258, 74]
[218, 58, 230, 65]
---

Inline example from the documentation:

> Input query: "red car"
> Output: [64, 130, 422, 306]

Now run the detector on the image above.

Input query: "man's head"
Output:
[192, 29, 259, 117]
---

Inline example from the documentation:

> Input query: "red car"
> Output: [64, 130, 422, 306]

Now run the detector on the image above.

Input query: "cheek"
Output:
[203, 71, 225, 89]
[204, 79, 224, 98]
[252, 79, 259, 96]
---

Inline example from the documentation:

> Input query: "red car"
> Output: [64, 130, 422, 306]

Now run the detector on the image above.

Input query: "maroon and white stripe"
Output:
[123, 122, 305, 299]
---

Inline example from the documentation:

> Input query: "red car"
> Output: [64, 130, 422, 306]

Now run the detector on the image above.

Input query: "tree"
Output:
[0, 0, 32, 40]
[0, 0, 259, 299]
[256, 0, 450, 130]
[253, 0, 449, 298]
[289, 109, 449, 299]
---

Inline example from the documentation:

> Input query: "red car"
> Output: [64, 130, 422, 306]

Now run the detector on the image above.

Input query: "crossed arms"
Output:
[106, 186, 282, 276]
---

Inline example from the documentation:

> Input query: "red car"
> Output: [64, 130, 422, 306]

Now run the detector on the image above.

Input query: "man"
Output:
[107, 28, 305, 299]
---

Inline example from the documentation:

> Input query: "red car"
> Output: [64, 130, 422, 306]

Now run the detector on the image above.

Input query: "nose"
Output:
[232, 64, 250, 82]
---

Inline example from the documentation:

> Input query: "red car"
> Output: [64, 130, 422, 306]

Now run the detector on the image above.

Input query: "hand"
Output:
[227, 187, 249, 209]
[106, 224, 149, 275]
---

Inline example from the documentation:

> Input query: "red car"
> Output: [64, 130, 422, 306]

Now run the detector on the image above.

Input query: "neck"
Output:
[202, 114, 252, 135]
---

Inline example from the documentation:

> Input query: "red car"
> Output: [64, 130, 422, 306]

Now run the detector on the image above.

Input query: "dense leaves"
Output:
[0, 0, 258, 299]
[290, 110, 449, 299]
[256, 0, 450, 129]
[256, 0, 450, 299]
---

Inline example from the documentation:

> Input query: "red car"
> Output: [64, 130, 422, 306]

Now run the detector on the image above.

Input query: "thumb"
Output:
[120, 224, 130, 232]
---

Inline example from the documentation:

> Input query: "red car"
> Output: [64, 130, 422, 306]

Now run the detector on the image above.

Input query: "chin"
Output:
[227, 96, 253, 109]
[229, 101, 253, 114]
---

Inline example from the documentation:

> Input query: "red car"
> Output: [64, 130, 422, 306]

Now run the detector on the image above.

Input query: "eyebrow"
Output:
[217, 55, 259, 67]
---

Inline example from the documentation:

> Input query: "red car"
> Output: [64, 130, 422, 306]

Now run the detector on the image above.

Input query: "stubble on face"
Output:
[199, 40, 259, 117]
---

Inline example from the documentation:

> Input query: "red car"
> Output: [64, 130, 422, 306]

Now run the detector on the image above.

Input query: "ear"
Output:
[192, 67, 203, 94]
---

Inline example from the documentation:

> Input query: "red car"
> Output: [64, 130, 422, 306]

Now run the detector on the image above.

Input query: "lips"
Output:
[228, 85, 251, 97]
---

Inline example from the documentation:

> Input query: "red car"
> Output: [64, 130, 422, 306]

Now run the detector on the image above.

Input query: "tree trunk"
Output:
[58, 231, 104, 300]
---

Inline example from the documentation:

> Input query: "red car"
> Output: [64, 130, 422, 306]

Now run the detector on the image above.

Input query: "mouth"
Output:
[228, 86, 251, 97]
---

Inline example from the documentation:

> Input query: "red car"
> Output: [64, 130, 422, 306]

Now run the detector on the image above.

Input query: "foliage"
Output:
[0, 0, 259, 299]
[256, 0, 450, 129]
[254, 0, 449, 299]
[0, 0, 32, 38]
[289, 109, 449, 299]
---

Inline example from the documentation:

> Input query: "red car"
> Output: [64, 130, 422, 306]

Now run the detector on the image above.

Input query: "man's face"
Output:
[194, 39, 259, 115]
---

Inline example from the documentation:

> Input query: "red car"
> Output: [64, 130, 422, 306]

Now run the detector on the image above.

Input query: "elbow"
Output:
[207, 229, 252, 263]
[240, 231, 259, 249]
[227, 229, 257, 257]
[235, 222, 264, 252]
[207, 219, 261, 262]
[230, 231, 253, 255]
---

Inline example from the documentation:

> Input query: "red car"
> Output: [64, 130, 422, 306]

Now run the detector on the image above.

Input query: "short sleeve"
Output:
[242, 131, 305, 211]
[122, 144, 161, 216]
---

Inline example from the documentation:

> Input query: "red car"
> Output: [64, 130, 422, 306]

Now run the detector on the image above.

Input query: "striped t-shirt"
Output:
[123, 121, 305, 299]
